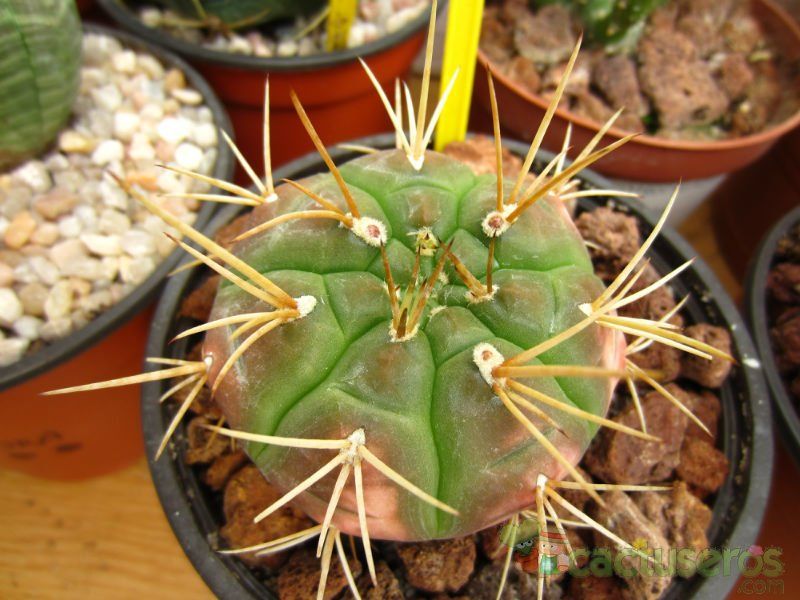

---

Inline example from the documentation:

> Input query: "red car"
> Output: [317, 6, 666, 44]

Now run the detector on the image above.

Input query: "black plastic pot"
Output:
[746, 204, 800, 465]
[98, 0, 443, 171]
[0, 23, 234, 481]
[142, 134, 773, 599]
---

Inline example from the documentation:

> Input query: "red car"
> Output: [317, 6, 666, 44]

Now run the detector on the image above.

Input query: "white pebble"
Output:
[40, 318, 72, 342]
[91, 139, 125, 165]
[111, 49, 137, 73]
[119, 255, 155, 284]
[13, 316, 42, 340]
[174, 143, 204, 171]
[193, 122, 217, 148]
[277, 39, 298, 57]
[0, 288, 23, 327]
[0, 338, 29, 367]
[98, 180, 129, 210]
[120, 230, 156, 257]
[129, 134, 156, 161]
[157, 117, 192, 144]
[13, 161, 52, 193]
[113, 111, 141, 141]
[91, 84, 123, 112]
[171, 88, 203, 105]
[98, 209, 131, 235]
[0, 262, 13, 287]
[137, 53, 164, 79]
[81, 233, 122, 256]
[50, 239, 87, 271]
[44, 281, 74, 321]
[29, 256, 60, 286]
[58, 215, 83, 238]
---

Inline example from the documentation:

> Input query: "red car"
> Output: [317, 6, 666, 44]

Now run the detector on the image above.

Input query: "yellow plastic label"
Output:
[326, 0, 359, 51]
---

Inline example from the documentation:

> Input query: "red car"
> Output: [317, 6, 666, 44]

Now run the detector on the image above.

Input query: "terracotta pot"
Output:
[0, 24, 234, 481]
[141, 134, 771, 599]
[98, 0, 439, 174]
[474, 0, 800, 182]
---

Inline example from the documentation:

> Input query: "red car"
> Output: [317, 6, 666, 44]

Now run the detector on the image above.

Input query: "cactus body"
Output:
[157, 0, 325, 28]
[0, 0, 81, 170]
[204, 149, 623, 541]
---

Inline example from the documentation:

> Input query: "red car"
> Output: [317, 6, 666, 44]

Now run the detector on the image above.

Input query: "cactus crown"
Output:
[0, 0, 81, 170]
[48, 2, 734, 598]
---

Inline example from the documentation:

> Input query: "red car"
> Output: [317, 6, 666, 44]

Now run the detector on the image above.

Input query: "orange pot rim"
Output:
[0, 24, 234, 393]
[98, 0, 445, 72]
[477, 0, 800, 153]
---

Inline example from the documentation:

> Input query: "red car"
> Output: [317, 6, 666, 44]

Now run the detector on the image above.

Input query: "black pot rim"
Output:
[0, 23, 235, 392]
[745, 204, 800, 464]
[143, 133, 773, 600]
[97, 0, 441, 72]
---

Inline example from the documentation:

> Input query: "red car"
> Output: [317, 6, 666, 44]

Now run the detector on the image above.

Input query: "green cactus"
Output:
[203, 148, 622, 540]
[535, 0, 666, 48]
[0, 0, 81, 170]
[155, 0, 325, 30]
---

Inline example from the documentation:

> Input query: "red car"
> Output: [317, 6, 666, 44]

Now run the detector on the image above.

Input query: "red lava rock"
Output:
[221, 465, 312, 569]
[767, 263, 800, 305]
[514, 5, 576, 66]
[278, 546, 362, 600]
[575, 207, 641, 281]
[593, 54, 649, 119]
[358, 560, 403, 600]
[184, 415, 230, 465]
[567, 573, 627, 599]
[637, 28, 727, 131]
[397, 537, 476, 593]
[591, 491, 672, 600]
[680, 324, 733, 388]
[682, 389, 721, 441]
[180, 274, 220, 322]
[204, 450, 249, 491]
[585, 386, 689, 484]
[677, 437, 730, 498]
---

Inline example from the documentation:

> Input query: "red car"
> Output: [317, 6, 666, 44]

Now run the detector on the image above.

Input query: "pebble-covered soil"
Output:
[0, 32, 220, 367]
[134, 0, 429, 58]
[480, 0, 799, 141]
[164, 138, 735, 600]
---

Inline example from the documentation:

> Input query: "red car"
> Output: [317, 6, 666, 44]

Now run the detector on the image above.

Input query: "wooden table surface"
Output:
[0, 200, 796, 599]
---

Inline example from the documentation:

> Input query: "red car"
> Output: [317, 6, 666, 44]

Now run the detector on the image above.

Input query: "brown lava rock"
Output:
[279, 546, 362, 600]
[567, 573, 627, 599]
[682, 389, 722, 441]
[204, 449, 249, 491]
[680, 324, 733, 388]
[772, 307, 800, 371]
[180, 273, 220, 322]
[637, 28, 727, 131]
[464, 563, 536, 599]
[767, 262, 800, 305]
[575, 207, 641, 280]
[591, 491, 672, 600]
[717, 53, 755, 101]
[221, 465, 312, 569]
[677, 436, 730, 498]
[184, 415, 229, 465]
[585, 386, 690, 484]
[358, 560, 403, 600]
[514, 5, 576, 66]
[593, 54, 649, 121]
[397, 536, 477, 593]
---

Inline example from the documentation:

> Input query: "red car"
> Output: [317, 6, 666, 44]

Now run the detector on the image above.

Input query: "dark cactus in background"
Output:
[155, 0, 326, 29]
[0, 0, 81, 170]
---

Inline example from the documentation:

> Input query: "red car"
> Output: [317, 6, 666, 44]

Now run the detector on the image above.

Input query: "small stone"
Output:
[157, 117, 192, 145]
[111, 49, 137, 73]
[140, 8, 162, 28]
[4, 211, 37, 249]
[119, 255, 155, 284]
[174, 143, 204, 171]
[59, 130, 96, 154]
[193, 122, 218, 148]
[137, 53, 164, 79]
[171, 88, 203, 105]
[30, 223, 60, 246]
[73, 204, 98, 229]
[140, 102, 164, 122]
[58, 215, 83, 238]
[44, 154, 70, 172]
[0, 288, 23, 326]
[0, 338, 29, 367]
[81, 233, 121, 256]
[69, 277, 92, 298]
[0, 262, 12, 287]
[163, 68, 186, 92]
[13, 315, 42, 340]
[98, 180, 129, 210]
[92, 139, 125, 166]
[128, 134, 156, 161]
[39, 317, 72, 342]
[13, 161, 52, 193]
[18, 282, 48, 316]
[98, 209, 131, 235]
[44, 280, 73, 321]
[113, 111, 141, 141]
[91, 84, 123, 112]
[277, 39, 298, 57]
[50, 239, 87, 271]
[29, 256, 60, 285]
[34, 188, 79, 220]
[228, 34, 252, 54]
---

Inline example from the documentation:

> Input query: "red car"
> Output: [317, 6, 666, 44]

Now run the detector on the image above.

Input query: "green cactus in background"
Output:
[155, 0, 325, 30]
[536, 0, 666, 49]
[0, 0, 81, 170]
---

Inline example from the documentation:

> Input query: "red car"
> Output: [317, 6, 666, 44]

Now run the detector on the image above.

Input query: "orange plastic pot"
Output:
[0, 24, 233, 481]
[474, 0, 800, 182]
[98, 1, 440, 172]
